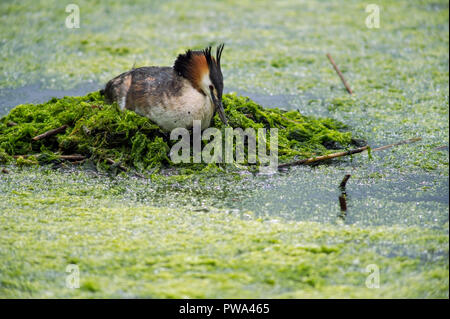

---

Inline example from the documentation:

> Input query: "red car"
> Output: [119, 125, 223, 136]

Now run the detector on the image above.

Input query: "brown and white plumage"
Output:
[102, 44, 226, 131]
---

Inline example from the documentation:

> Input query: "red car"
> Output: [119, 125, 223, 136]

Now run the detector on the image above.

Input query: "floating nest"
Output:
[0, 92, 363, 173]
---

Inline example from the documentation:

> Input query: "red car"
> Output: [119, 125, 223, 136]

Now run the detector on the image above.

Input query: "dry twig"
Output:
[326, 53, 353, 95]
[278, 146, 369, 169]
[13, 154, 85, 161]
[59, 154, 86, 161]
[278, 137, 422, 170]
[32, 125, 68, 141]
[370, 137, 422, 152]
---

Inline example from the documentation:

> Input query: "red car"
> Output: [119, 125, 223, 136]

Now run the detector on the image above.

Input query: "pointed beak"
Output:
[211, 91, 228, 125]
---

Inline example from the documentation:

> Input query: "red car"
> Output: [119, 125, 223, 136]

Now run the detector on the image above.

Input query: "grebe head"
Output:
[174, 44, 227, 125]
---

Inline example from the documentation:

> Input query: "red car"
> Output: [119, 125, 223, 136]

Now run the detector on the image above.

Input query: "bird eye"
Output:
[209, 85, 214, 90]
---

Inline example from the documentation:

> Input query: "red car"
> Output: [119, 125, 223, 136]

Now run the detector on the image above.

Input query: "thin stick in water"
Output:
[339, 174, 351, 191]
[278, 145, 369, 169]
[278, 137, 422, 169]
[326, 53, 353, 95]
[371, 137, 422, 152]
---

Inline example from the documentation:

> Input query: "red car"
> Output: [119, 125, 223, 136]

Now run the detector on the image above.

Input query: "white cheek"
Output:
[200, 73, 213, 97]
[200, 73, 221, 105]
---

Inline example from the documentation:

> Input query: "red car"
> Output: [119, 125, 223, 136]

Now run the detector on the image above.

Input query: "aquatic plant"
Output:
[0, 92, 359, 172]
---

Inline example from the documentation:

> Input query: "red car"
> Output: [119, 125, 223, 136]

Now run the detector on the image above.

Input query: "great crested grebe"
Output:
[101, 44, 227, 131]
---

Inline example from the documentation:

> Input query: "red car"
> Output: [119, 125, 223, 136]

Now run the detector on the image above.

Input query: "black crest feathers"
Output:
[202, 44, 224, 70]
[203, 46, 213, 67]
[174, 44, 225, 78]
[173, 44, 224, 94]
[173, 49, 197, 78]
[216, 43, 224, 68]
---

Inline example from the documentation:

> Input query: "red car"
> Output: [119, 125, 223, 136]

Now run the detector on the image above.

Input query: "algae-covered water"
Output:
[0, 0, 448, 298]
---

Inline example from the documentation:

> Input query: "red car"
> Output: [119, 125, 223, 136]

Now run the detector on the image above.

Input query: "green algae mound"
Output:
[0, 92, 359, 171]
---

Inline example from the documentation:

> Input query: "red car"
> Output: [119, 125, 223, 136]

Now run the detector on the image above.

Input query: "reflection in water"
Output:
[338, 194, 347, 217]
[337, 174, 351, 222]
